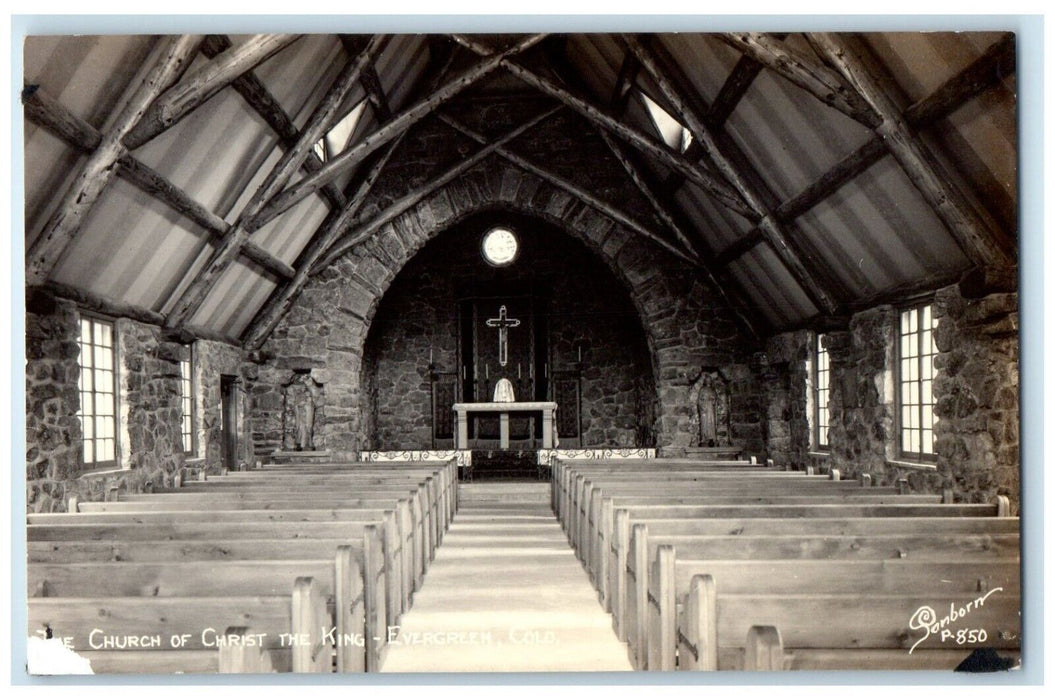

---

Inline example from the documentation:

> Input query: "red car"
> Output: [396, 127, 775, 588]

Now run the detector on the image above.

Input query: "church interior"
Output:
[21, 30, 1023, 674]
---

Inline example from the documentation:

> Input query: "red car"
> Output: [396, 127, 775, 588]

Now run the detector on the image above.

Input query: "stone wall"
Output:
[24, 295, 251, 512]
[25, 295, 81, 510]
[116, 318, 185, 477]
[933, 287, 1019, 510]
[823, 306, 898, 483]
[764, 330, 812, 470]
[778, 286, 1020, 511]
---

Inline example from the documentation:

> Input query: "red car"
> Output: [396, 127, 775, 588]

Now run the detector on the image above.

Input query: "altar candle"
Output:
[578, 345, 582, 362]
[518, 363, 521, 379]
[485, 364, 489, 379]
[429, 346, 433, 364]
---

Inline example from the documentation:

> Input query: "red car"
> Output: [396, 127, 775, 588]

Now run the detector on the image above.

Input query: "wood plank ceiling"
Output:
[22, 31, 1018, 346]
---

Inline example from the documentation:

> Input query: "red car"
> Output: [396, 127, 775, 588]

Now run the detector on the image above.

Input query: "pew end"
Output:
[218, 626, 277, 673]
[744, 626, 784, 671]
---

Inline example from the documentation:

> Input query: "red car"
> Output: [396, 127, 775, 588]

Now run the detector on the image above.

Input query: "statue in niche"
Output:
[493, 377, 516, 403]
[693, 370, 730, 447]
[282, 371, 322, 451]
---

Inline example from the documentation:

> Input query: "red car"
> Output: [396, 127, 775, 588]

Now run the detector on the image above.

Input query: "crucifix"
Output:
[486, 305, 521, 367]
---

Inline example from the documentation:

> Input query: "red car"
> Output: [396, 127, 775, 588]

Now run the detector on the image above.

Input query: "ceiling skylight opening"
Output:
[640, 92, 693, 154]
[324, 100, 369, 156]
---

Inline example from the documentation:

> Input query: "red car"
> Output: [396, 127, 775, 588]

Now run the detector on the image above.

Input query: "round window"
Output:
[481, 227, 519, 267]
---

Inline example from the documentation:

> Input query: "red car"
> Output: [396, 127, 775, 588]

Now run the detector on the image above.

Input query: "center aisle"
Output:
[380, 483, 633, 673]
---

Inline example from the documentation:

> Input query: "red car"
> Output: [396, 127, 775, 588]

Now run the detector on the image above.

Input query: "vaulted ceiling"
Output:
[22, 31, 1018, 346]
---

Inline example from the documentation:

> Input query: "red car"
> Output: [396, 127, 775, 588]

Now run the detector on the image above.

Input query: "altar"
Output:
[453, 401, 558, 449]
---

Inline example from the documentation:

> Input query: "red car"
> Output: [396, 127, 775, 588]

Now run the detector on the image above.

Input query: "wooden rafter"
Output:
[360, 64, 394, 122]
[200, 35, 346, 211]
[123, 34, 301, 151]
[448, 35, 755, 220]
[23, 86, 300, 284]
[437, 113, 698, 265]
[26, 35, 205, 286]
[707, 54, 766, 129]
[626, 34, 842, 314]
[314, 106, 563, 273]
[609, 51, 641, 116]
[241, 41, 459, 350]
[905, 33, 1015, 126]
[719, 33, 881, 129]
[241, 134, 408, 350]
[808, 32, 1015, 271]
[717, 33, 1017, 268]
[164, 35, 389, 329]
[597, 127, 764, 341]
[250, 34, 549, 229]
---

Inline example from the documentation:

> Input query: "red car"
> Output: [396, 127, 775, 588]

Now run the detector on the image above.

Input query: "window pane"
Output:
[78, 317, 118, 465]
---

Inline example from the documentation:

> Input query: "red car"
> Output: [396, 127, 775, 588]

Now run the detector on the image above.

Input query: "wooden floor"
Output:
[380, 483, 633, 673]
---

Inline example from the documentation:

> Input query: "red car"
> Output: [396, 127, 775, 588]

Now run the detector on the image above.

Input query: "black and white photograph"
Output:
[12, 11, 1038, 682]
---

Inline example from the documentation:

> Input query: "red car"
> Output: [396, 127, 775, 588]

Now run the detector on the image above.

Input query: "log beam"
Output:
[241, 43, 461, 350]
[200, 34, 346, 211]
[123, 34, 301, 150]
[360, 63, 394, 122]
[23, 85, 296, 284]
[314, 106, 562, 272]
[437, 113, 699, 265]
[707, 54, 766, 129]
[904, 33, 1015, 126]
[714, 33, 1017, 268]
[25, 35, 204, 286]
[719, 33, 881, 128]
[164, 35, 389, 329]
[448, 35, 755, 221]
[29, 282, 240, 346]
[597, 128, 764, 341]
[609, 51, 641, 117]
[627, 34, 841, 314]
[241, 134, 407, 350]
[808, 32, 1015, 270]
[251, 33, 549, 229]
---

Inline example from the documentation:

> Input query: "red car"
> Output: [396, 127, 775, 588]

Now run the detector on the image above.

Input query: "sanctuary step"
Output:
[380, 499, 632, 672]
[458, 482, 550, 506]
[466, 450, 541, 481]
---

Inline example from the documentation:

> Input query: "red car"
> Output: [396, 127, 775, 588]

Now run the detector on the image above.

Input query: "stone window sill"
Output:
[886, 458, 938, 472]
[808, 450, 830, 459]
[184, 457, 206, 466]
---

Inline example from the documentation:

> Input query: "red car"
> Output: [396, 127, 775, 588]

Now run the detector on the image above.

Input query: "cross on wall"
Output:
[486, 305, 521, 367]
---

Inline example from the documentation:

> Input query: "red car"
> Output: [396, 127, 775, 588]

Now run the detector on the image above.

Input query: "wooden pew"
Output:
[30, 512, 419, 660]
[674, 574, 1021, 671]
[626, 522, 1021, 669]
[600, 515, 1019, 626]
[571, 478, 941, 585]
[28, 460, 457, 672]
[28, 575, 336, 673]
